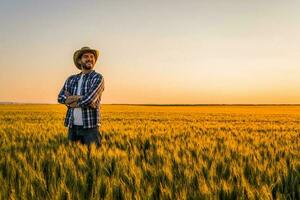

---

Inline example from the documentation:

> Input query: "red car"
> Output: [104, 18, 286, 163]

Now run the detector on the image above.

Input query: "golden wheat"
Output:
[0, 104, 299, 200]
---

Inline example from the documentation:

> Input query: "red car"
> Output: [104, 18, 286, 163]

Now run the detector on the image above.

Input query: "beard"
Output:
[81, 62, 94, 70]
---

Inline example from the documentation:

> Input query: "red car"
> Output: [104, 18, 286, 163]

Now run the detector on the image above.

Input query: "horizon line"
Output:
[1, 102, 300, 106]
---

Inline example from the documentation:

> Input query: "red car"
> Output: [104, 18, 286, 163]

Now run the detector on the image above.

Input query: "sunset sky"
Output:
[1, 0, 300, 104]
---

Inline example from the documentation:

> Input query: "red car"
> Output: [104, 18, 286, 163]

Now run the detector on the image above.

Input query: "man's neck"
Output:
[81, 69, 93, 75]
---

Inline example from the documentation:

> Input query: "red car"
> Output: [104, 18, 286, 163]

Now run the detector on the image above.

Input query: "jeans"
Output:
[68, 125, 102, 148]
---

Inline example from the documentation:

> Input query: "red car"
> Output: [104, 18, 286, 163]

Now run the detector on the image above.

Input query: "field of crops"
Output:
[0, 104, 299, 200]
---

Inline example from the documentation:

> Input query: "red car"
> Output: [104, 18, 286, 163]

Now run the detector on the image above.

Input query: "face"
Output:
[79, 52, 96, 70]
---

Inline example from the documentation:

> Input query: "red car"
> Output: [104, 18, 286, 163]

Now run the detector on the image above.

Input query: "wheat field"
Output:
[0, 104, 299, 200]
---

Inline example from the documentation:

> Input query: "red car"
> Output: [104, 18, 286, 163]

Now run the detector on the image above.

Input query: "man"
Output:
[57, 47, 105, 148]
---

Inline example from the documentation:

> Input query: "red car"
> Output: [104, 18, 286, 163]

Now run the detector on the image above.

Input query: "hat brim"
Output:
[73, 49, 99, 70]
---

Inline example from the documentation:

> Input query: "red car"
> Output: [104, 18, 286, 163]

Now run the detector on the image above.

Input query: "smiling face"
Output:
[79, 52, 96, 70]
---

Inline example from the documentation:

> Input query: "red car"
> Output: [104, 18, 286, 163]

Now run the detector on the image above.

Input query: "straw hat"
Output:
[73, 47, 99, 70]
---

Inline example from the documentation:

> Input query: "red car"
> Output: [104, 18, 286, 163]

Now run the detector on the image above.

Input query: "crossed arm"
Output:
[64, 91, 82, 108]
[57, 76, 104, 108]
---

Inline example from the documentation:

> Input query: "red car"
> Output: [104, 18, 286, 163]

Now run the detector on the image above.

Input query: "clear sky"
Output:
[1, 0, 300, 104]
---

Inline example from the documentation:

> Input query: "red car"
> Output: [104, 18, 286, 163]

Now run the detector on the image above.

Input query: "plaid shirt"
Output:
[57, 70, 105, 128]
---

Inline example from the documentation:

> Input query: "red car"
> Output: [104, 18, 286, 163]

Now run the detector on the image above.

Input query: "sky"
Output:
[0, 0, 300, 104]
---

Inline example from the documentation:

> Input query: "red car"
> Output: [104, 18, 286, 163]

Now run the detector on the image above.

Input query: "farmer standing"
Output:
[58, 47, 105, 148]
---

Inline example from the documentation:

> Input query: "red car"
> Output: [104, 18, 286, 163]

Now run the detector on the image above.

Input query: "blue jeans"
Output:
[68, 125, 102, 148]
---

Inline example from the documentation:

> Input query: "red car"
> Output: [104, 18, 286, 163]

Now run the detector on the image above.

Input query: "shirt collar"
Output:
[78, 70, 95, 77]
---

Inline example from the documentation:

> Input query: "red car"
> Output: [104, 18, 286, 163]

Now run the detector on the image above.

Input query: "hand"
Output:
[89, 101, 97, 108]
[64, 90, 74, 104]
[65, 95, 82, 104]
[64, 91, 82, 107]
[69, 101, 78, 108]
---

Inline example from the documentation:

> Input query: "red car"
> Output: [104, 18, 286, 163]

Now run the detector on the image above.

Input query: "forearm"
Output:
[77, 95, 100, 108]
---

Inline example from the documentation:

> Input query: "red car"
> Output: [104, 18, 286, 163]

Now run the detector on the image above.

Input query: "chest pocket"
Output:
[80, 77, 92, 96]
